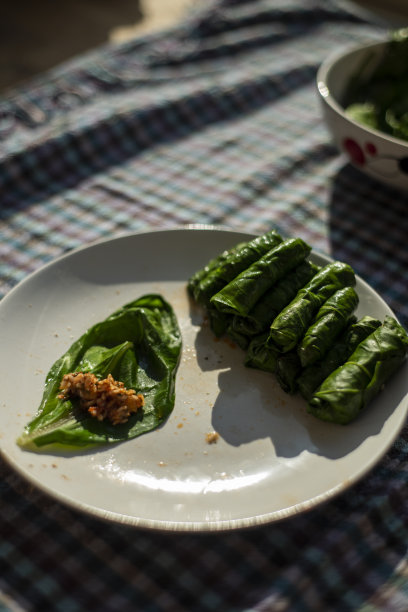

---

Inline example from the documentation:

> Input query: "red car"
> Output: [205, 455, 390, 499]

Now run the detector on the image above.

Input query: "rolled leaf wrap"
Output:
[298, 286, 359, 367]
[193, 230, 282, 306]
[210, 238, 312, 317]
[276, 352, 302, 394]
[308, 316, 408, 424]
[268, 261, 356, 353]
[298, 315, 381, 400]
[230, 260, 319, 338]
[245, 332, 279, 372]
[207, 307, 232, 338]
[188, 242, 245, 297]
[225, 322, 251, 350]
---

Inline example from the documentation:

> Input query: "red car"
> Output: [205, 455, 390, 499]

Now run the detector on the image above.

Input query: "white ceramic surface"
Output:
[317, 40, 408, 190]
[0, 226, 407, 532]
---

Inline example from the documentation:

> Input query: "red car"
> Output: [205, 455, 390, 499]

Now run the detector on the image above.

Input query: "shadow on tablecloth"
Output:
[327, 163, 408, 329]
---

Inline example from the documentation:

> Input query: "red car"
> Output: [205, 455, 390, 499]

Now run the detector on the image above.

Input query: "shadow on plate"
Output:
[192, 296, 407, 462]
[210, 360, 407, 461]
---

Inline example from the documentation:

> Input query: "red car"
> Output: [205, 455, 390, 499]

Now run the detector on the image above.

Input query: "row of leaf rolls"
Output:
[188, 231, 408, 424]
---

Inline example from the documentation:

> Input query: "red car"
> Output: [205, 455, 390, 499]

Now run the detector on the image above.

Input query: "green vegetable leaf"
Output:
[346, 103, 380, 130]
[344, 31, 408, 141]
[17, 294, 182, 451]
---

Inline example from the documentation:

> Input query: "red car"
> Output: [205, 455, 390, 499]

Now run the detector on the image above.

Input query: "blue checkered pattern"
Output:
[1, 1, 408, 610]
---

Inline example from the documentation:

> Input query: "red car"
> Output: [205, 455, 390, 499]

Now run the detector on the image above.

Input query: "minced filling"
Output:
[58, 372, 144, 425]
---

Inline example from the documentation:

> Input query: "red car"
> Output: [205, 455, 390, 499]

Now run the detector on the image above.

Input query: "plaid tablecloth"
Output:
[1, 1, 408, 610]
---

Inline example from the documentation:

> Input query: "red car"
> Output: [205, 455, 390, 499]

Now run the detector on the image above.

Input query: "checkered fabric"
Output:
[1, 1, 408, 610]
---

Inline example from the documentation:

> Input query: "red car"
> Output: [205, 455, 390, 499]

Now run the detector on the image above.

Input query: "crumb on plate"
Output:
[205, 431, 219, 444]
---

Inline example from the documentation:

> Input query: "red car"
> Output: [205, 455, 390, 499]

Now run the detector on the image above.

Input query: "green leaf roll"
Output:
[208, 307, 233, 338]
[297, 286, 359, 367]
[17, 294, 182, 450]
[298, 315, 381, 400]
[268, 261, 355, 353]
[276, 352, 302, 394]
[225, 321, 251, 350]
[245, 333, 279, 372]
[193, 229, 282, 306]
[308, 316, 408, 424]
[187, 241, 246, 297]
[210, 238, 312, 317]
[230, 260, 319, 338]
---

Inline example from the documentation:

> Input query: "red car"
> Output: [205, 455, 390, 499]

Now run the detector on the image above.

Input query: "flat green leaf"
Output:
[17, 294, 182, 451]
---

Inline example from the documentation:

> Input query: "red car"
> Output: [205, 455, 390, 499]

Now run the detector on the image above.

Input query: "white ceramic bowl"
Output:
[317, 39, 408, 190]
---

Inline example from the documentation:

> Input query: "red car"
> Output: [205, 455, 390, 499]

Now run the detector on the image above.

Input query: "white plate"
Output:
[0, 226, 407, 531]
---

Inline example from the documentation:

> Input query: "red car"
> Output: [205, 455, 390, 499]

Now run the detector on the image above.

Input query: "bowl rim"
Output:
[316, 38, 408, 149]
